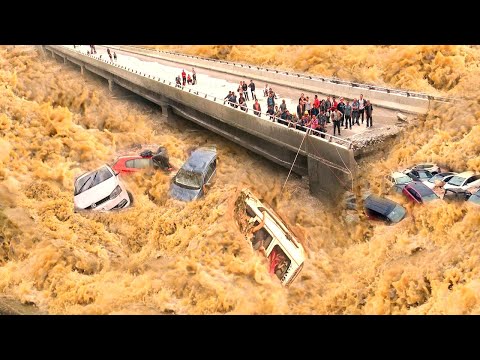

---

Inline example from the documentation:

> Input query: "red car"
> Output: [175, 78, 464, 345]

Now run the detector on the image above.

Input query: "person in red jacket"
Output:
[253, 99, 262, 117]
[181, 70, 186, 86]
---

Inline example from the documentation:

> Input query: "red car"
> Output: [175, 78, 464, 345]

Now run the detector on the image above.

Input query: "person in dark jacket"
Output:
[152, 146, 172, 170]
[249, 80, 256, 100]
[337, 98, 346, 127]
[351, 98, 360, 126]
[296, 99, 303, 119]
[344, 100, 352, 130]
[230, 92, 238, 108]
[242, 81, 249, 101]
[267, 93, 275, 111]
[365, 100, 373, 128]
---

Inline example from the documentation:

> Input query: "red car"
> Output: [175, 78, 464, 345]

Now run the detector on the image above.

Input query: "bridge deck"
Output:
[66, 45, 403, 147]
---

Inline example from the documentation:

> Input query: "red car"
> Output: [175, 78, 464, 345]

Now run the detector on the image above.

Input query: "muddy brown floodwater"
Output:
[0, 45, 480, 314]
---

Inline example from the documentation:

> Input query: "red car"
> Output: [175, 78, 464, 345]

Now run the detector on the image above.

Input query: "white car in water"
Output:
[443, 171, 480, 192]
[74, 164, 131, 212]
[235, 188, 305, 287]
[410, 163, 441, 175]
[424, 172, 457, 190]
[386, 171, 413, 193]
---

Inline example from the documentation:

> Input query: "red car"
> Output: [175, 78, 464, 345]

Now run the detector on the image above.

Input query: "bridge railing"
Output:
[125, 45, 457, 104]
[60, 45, 353, 150]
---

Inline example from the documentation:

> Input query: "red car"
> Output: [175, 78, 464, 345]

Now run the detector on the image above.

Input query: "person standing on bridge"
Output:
[263, 84, 269, 97]
[253, 99, 261, 117]
[365, 100, 373, 128]
[333, 109, 342, 136]
[267, 92, 275, 113]
[182, 69, 186, 86]
[305, 96, 312, 116]
[313, 95, 320, 117]
[352, 98, 360, 126]
[249, 80, 256, 100]
[337, 98, 345, 127]
[344, 100, 352, 130]
[242, 81, 249, 101]
[113, 52, 117, 61]
[192, 68, 197, 85]
[358, 94, 366, 124]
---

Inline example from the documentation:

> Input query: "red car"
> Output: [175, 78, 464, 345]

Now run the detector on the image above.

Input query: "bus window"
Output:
[269, 245, 291, 280]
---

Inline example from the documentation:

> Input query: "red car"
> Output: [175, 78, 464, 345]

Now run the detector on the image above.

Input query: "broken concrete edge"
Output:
[0, 296, 46, 315]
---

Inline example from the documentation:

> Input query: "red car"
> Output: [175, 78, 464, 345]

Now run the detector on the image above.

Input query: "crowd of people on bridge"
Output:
[223, 80, 374, 138]
[80, 46, 373, 139]
[176, 68, 197, 88]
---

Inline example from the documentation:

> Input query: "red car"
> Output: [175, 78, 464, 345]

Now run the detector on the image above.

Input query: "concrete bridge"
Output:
[43, 45, 359, 200]
[110, 45, 455, 115]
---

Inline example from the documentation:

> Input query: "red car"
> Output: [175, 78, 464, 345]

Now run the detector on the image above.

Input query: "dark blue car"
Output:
[170, 147, 217, 201]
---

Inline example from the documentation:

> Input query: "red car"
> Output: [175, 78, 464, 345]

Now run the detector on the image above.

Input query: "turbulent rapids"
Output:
[0, 45, 479, 314]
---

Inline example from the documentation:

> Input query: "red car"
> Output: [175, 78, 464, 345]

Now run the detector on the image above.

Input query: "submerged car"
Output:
[234, 188, 305, 287]
[386, 171, 413, 193]
[74, 164, 131, 211]
[112, 147, 174, 175]
[443, 188, 471, 203]
[402, 181, 440, 204]
[467, 189, 480, 206]
[443, 171, 480, 191]
[424, 172, 457, 190]
[410, 163, 440, 175]
[170, 146, 217, 201]
[112, 155, 154, 174]
[364, 194, 406, 224]
[404, 169, 434, 182]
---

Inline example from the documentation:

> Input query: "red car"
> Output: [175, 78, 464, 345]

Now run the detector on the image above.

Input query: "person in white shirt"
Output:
[358, 94, 366, 124]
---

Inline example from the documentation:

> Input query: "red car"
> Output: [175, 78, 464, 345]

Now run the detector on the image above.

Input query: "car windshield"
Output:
[396, 175, 412, 185]
[428, 174, 443, 183]
[469, 194, 480, 205]
[422, 193, 439, 202]
[448, 176, 466, 187]
[174, 169, 203, 190]
[74, 167, 113, 195]
[387, 204, 406, 223]
[418, 171, 432, 180]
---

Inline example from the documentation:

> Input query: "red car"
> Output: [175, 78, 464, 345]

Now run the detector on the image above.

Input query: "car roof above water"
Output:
[365, 194, 399, 214]
[182, 147, 216, 173]
[407, 181, 435, 196]
[76, 164, 113, 181]
[392, 171, 409, 179]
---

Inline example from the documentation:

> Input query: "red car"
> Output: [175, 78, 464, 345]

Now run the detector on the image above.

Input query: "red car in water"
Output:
[402, 181, 439, 204]
[112, 155, 155, 174]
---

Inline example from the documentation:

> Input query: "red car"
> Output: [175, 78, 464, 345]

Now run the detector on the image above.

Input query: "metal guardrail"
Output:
[127, 45, 458, 104]
[58, 45, 354, 150]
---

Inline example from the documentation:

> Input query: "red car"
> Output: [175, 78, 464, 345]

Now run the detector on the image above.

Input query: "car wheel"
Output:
[127, 191, 134, 206]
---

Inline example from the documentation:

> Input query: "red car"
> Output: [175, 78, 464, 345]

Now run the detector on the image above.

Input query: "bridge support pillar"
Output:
[108, 78, 114, 92]
[80, 65, 84, 75]
[159, 102, 170, 118]
[37, 46, 46, 58]
[305, 135, 357, 201]
[63, 56, 67, 64]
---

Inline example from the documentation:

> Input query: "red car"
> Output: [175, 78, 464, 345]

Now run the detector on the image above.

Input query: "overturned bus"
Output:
[234, 188, 305, 287]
